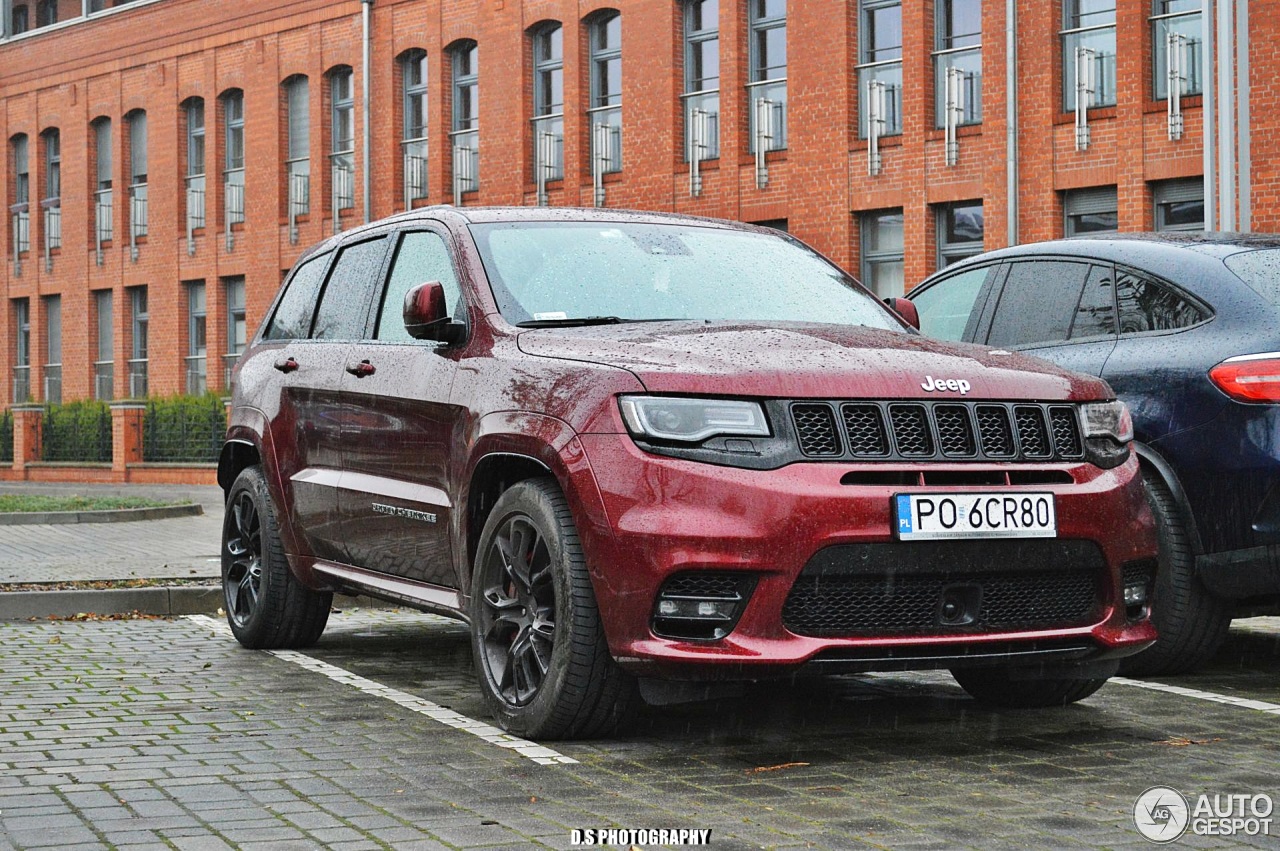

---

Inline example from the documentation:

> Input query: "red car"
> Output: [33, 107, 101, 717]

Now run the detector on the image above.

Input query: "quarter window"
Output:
[1115, 271, 1206, 334]
[377, 231, 463, 341]
[1069, 264, 1118, 339]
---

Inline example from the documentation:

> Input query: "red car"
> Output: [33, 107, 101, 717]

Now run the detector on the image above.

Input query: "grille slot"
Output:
[935, 405, 976, 457]
[792, 404, 841, 457]
[1048, 406, 1084, 458]
[975, 406, 1016, 457]
[1014, 406, 1052, 458]
[841, 404, 890, 456]
[889, 405, 934, 457]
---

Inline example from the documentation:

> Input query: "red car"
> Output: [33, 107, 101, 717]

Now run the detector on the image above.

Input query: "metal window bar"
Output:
[402, 142, 428, 210]
[747, 79, 787, 156]
[95, 189, 112, 266]
[1167, 30, 1186, 141]
[944, 66, 965, 167]
[932, 45, 982, 127]
[42, 201, 59, 272]
[127, 359, 148, 398]
[185, 356, 207, 396]
[287, 161, 310, 245]
[11, 206, 28, 276]
[1075, 45, 1097, 151]
[185, 176, 205, 256]
[868, 79, 886, 176]
[43, 364, 61, 405]
[754, 97, 774, 189]
[224, 170, 244, 251]
[330, 154, 354, 234]
[13, 366, 31, 404]
[532, 115, 564, 207]
[682, 91, 719, 200]
[591, 121, 621, 208]
[129, 183, 147, 260]
[94, 361, 113, 401]
[451, 130, 478, 206]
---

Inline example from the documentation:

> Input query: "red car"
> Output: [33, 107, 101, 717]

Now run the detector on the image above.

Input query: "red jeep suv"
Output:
[218, 208, 1157, 739]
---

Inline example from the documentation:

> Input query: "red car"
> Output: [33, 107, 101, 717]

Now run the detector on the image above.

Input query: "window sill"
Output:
[675, 158, 720, 175]
[924, 125, 983, 142]
[1144, 94, 1202, 114]
[852, 135, 904, 152]
[1054, 106, 1116, 125]
[739, 149, 788, 167]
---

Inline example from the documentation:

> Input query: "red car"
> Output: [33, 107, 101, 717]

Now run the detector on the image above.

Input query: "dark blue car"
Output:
[908, 233, 1280, 675]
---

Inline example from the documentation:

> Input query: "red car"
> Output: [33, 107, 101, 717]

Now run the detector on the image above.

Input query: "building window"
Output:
[861, 209, 905, 298]
[329, 67, 355, 220]
[222, 90, 245, 228]
[683, 0, 720, 161]
[128, 286, 148, 397]
[747, 0, 787, 155]
[934, 0, 982, 127]
[36, 0, 55, 27]
[937, 201, 985, 268]
[13, 299, 30, 403]
[127, 110, 148, 241]
[40, 129, 59, 254]
[11, 135, 29, 256]
[588, 12, 622, 183]
[224, 276, 246, 386]
[186, 281, 207, 395]
[401, 49, 429, 207]
[43, 294, 61, 404]
[1152, 1, 1202, 99]
[1154, 178, 1204, 231]
[11, 5, 28, 35]
[94, 290, 113, 400]
[859, 0, 903, 138]
[1064, 186, 1119, 236]
[450, 41, 479, 200]
[93, 118, 112, 246]
[284, 76, 311, 225]
[532, 23, 565, 197]
[184, 99, 205, 238]
[1062, 1, 1117, 110]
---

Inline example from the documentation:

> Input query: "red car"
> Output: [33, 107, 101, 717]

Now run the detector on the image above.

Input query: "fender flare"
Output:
[1133, 441, 1203, 556]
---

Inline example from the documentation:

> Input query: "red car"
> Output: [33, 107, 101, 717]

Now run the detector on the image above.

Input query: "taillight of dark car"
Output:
[1209, 353, 1280, 403]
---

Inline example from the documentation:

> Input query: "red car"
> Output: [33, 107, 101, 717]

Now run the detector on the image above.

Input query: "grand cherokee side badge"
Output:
[920, 375, 971, 395]
[372, 503, 437, 523]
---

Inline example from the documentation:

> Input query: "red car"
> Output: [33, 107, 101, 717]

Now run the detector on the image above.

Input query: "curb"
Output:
[0, 503, 205, 525]
[0, 586, 403, 620]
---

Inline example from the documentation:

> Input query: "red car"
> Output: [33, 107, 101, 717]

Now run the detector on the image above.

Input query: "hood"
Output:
[516, 321, 1112, 401]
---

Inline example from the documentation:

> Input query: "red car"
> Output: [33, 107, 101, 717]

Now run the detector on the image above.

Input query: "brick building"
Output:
[0, 0, 1265, 407]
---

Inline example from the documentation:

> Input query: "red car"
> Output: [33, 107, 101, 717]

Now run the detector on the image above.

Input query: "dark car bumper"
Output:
[569, 434, 1159, 680]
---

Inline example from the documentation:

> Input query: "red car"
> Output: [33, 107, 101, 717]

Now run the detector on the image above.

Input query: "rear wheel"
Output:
[1120, 469, 1231, 676]
[469, 477, 638, 739]
[222, 466, 332, 649]
[951, 667, 1109, 708]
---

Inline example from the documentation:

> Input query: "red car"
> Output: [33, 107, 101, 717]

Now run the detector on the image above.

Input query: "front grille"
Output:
[781, 540, 1105, 637]
[787, 401, 1085, 463]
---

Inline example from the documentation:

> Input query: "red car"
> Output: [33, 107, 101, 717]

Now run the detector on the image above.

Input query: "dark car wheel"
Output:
[470, 477, 638, 740]
[222, 466, 332, 649]
[951, 667, 1109, 708]
[1120, 469, 1232, 676]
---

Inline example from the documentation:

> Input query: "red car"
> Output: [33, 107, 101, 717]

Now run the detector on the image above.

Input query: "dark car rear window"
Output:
[1225, 249, 1280, 303]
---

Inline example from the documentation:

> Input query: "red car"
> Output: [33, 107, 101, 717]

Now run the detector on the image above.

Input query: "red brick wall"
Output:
[0, 0, 1242, 409]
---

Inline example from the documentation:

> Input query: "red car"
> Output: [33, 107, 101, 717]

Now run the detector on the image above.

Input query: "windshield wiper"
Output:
[516, 316, 626, 328]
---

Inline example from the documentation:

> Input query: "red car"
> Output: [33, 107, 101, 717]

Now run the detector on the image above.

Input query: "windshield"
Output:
[468, 222, 901, 330]
[1225, 249, 1280, 304]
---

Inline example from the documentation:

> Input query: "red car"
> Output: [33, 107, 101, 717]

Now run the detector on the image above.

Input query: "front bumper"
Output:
[570, 433, 1158, 679]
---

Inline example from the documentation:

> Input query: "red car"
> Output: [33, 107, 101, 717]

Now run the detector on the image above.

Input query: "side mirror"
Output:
[404, 281, 465, 345]
[885, 297, 921, 331]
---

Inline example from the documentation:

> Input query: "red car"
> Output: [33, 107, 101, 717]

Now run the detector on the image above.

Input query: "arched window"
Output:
[183, 98, 206, 235]
[530, 22, 564, 198]
[399, 49, 428, 208]
[587, 10, 622, 197]
[220, 89, 245, 228]
[448, 40, 479, 202]
[91, 117, 113, 247]
[125, 109, 148, 242]
[11, 4, 29, 35]
[36, 0, 56, 27]
[326, 66, 355, 223]
[40, 128, 60, 252]
[282, 75, 310, 236]
[10, 134, 29, 256]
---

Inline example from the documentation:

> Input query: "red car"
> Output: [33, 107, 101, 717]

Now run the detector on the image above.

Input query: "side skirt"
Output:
[311, 560, 468, 624]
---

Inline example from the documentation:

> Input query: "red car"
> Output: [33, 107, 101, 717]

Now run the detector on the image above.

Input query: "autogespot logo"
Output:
[1134, 786, 1190, 843]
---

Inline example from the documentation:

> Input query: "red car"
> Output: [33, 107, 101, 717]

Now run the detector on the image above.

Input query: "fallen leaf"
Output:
[1157, 736, 1223, 747]
[748, 761, 809, 774]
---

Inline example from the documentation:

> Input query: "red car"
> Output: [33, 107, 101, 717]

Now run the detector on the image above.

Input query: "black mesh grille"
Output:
[1122, 559, 1156, 590]
[1014, 406, 1052, 457]
[659, 573, 743, 599]
[975, 406, 1016, 457]
[935, 405, 976, 457]
[889, 405, 934, 456]
[792, 404, 841, 456]
[841, 404, 889, 456]
[781, 541, 1105, 637]
[1049, 407, 1083, 458]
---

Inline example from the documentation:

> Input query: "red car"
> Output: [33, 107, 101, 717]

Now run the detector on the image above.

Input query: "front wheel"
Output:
[951, 667, 1109, 708]
[469, 477, 638, 739]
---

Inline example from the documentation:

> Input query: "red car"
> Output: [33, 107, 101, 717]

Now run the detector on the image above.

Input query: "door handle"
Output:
[273, 357, 299, 373]
[345, 360, 376, 378]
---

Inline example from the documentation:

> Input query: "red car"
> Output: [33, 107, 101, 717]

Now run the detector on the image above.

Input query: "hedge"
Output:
[42, 400, 113, 463]
[143, 393, 227, 463]
[0, 410, 12, 463]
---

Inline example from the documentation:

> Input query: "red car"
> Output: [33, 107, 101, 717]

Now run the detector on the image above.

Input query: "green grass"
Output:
[0, 494, 185, 513]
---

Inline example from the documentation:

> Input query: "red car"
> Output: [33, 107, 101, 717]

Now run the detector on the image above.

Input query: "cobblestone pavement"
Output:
[0, 485, 224, 583]
[2, 609, 1279, 850]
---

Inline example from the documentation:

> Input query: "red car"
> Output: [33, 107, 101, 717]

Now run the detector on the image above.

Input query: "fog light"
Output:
[697, 601, 719, 617]
[1123, 583, 1149, 606]
[658, 600, 679, 616]
[651, 572, 757, 641]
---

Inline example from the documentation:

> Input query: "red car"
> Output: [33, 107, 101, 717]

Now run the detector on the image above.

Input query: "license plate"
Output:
[893, 492, 1057, 540]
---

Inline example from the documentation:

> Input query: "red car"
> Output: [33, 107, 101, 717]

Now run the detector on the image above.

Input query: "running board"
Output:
[310, 560, 467, 622]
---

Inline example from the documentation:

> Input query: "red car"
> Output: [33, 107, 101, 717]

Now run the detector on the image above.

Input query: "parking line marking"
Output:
[1111, 676, 1280, 715]
[186, 615, 578, 765]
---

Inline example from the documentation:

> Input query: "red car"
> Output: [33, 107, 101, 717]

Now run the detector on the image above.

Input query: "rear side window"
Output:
[1225, 249, 1280, 303]
[376, 231, 463, 341]
[1068, 265, 1118, 339]
[986, 261, 1091, 348]
[312, 237, 388, 340]
[910, 266, 990, 342]
[1115, 271, 1207, 335]
[262, 252, 330, 340]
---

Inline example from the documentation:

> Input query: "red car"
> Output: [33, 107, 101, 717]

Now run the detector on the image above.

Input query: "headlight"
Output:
[619, 396, 770, 443]
[1080, 400, 1133, 443]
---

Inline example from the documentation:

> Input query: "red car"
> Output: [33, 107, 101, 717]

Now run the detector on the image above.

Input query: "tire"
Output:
[1119, 468, 1232, 676]
[221, 466, 332, 649]
[469, 477, 638, 740]
[951, 667, 1109, 708]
